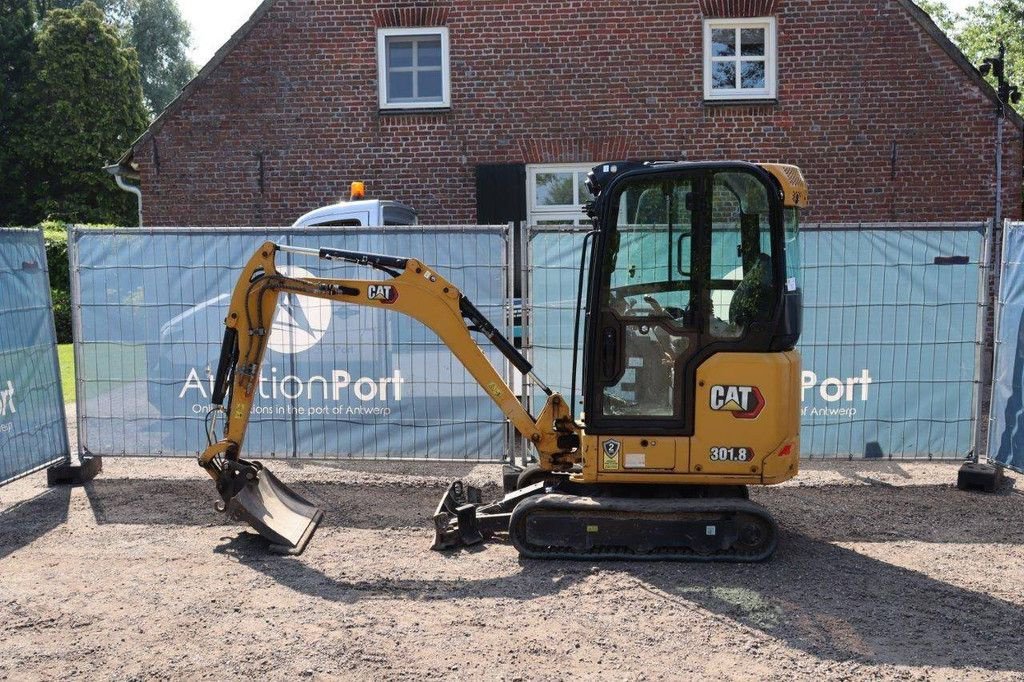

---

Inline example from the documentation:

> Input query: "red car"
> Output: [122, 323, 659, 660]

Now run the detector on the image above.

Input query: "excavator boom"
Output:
[199, 242, 577, 553]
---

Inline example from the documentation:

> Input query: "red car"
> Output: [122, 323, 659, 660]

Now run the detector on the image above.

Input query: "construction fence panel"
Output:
[524, 222, 987, 459]
[70, 226, 512, 461]
[0, 228, 70, 485]
[989, 221, 1024, 473]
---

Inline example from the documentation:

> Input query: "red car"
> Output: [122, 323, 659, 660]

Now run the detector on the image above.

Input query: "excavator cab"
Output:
[198, 160, 807, 560]
[582, 162, 803, 435]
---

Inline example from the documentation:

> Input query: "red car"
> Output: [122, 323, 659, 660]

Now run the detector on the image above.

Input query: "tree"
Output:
[958, 1, 1024, 90]
[127, 0, 195, 113]
[0, 0, 37, 222]
[32, 0, 195, 113]
[917, 0, 961, 35]
[918, 0, 1024, 96]
[17, 1, 148, 224]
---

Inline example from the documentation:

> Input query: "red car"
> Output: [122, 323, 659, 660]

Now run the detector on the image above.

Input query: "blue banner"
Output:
[990, 223, 1024, 473]
[0, 228, 69, 484]
[528, 224, 985, 459]
[72, 227, 510, 460]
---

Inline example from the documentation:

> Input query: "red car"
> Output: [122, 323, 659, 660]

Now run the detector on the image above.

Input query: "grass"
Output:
[58, 344, 75, 403]
[57, 342, 147, 405]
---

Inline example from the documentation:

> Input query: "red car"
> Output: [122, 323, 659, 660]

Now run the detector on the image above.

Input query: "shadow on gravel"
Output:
[82, 478, 502, 529]
[207, 477, 1024, 674]
[761, 483, 1024, 545]
[214, 528, 1024, 673]
[629, 531, 1024, 672]
[81, 476, 1023, 547]
[0, 486, 70, 559]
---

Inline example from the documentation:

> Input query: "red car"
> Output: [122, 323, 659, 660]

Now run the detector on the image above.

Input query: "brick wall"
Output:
[130, 0, 1023, 226]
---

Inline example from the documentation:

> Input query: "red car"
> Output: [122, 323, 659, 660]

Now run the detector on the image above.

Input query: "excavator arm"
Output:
[200, 241, 578, 554]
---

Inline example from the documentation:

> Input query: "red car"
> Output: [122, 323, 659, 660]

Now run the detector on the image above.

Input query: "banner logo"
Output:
[0, 380, 15, 417]
[710, 385, 764, 419]
[268, 265, 332, 354]
[367, 284, 399, 305]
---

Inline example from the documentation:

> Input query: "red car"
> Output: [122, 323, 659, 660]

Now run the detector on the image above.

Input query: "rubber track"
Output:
[509, 494, 778, 562]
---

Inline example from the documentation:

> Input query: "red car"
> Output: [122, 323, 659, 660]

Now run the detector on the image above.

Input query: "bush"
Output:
[50, 287, 72, 344]
[35, 223, 73, 342]
[41, 221, 70, 293]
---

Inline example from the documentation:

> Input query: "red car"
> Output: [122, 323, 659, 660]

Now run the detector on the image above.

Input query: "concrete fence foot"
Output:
[47, 456, 102, 486]
[957, 461, 1005, 493]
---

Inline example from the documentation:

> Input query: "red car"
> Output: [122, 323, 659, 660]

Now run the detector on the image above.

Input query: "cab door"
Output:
[584, 172, 705, 437]
[582, 165, 785, 443]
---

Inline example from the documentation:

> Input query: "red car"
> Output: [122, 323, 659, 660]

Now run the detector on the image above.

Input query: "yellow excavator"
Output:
[199, 160, 808, 561]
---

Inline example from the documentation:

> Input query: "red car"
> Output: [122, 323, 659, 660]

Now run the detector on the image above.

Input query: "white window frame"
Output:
[377, 27, 451, 110]
[527, 163, 595, 226]
[703, 17, 777, 101]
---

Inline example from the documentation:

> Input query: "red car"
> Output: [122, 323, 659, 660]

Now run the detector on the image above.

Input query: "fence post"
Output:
[519, 220, 534, 468]
[48, 225, 102, 485]
[959, 219, 1005, 491]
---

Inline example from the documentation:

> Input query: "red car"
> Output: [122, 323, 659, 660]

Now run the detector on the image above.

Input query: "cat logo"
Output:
[367, 284, 399, 305]
[602, 439, 621, 470]
[709, 385, 765, 419]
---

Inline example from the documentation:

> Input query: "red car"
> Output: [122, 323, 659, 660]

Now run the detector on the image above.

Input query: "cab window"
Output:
[598, 175, 696, 418]
[709, 172, 776, 338]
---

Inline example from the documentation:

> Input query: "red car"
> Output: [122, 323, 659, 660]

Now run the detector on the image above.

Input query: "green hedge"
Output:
[40, 223, 71, 343]
[50, 287, 72, 343]
[41, 222, 70, 292]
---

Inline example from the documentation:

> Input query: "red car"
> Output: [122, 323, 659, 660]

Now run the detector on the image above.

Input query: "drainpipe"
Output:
[104, 164, 142, 227]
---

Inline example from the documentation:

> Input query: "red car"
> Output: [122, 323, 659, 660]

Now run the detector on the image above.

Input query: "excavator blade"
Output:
[222, 462, 324, 555]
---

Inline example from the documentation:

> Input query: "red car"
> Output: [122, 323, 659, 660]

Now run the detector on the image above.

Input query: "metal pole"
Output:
[974, 40, 1017, 463]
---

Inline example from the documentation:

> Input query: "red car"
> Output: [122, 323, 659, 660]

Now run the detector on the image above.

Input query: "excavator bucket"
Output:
[222, 461, 324, 555]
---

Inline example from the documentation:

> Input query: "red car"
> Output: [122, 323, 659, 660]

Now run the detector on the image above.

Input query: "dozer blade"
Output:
[222, 462, 324, 555]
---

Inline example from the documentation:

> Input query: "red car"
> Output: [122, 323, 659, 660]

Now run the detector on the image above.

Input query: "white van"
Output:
[292, 183, 418, 227]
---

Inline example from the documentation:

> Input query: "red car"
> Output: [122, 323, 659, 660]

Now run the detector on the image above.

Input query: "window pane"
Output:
[418, 39, 442, 67]
[712, 62, 736, 90]
[711, 28, 735, 57]
[740, 61, 765, 89]
[740, 28, 765, 56]
[536, 173, 575, 206]
[388, 71, 414, 101]
[388, 39, 414, 68]
[417, 69, 443, 100]
[578, 172, 594, 202]
[710, 172, 776, 338]
[602, 177, 696, 418]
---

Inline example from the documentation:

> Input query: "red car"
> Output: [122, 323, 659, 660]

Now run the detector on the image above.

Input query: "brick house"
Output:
[113, 0, 1023, 227]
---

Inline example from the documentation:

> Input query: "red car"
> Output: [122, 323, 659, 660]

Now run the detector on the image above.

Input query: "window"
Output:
[709, 171, 776, 338]
[599, 175, 697, 418]
[377, 27, 450, 109]
[527, 164, 595, 226]
[703, 17, 776, 101]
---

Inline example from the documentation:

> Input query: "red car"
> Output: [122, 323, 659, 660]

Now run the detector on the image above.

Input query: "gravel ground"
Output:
[1, 449, 1022, 680]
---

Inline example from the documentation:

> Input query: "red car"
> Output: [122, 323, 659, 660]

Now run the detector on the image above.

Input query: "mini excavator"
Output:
[199, 160, 807, 561]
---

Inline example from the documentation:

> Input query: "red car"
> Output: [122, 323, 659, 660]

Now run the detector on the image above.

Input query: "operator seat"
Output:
[729, 253, 773, 329]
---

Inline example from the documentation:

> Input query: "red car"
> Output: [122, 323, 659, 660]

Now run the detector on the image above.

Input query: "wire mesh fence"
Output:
[523, 222, 989, 460]
[0, 228, 70, 485]
[70, 225, 515, 461]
